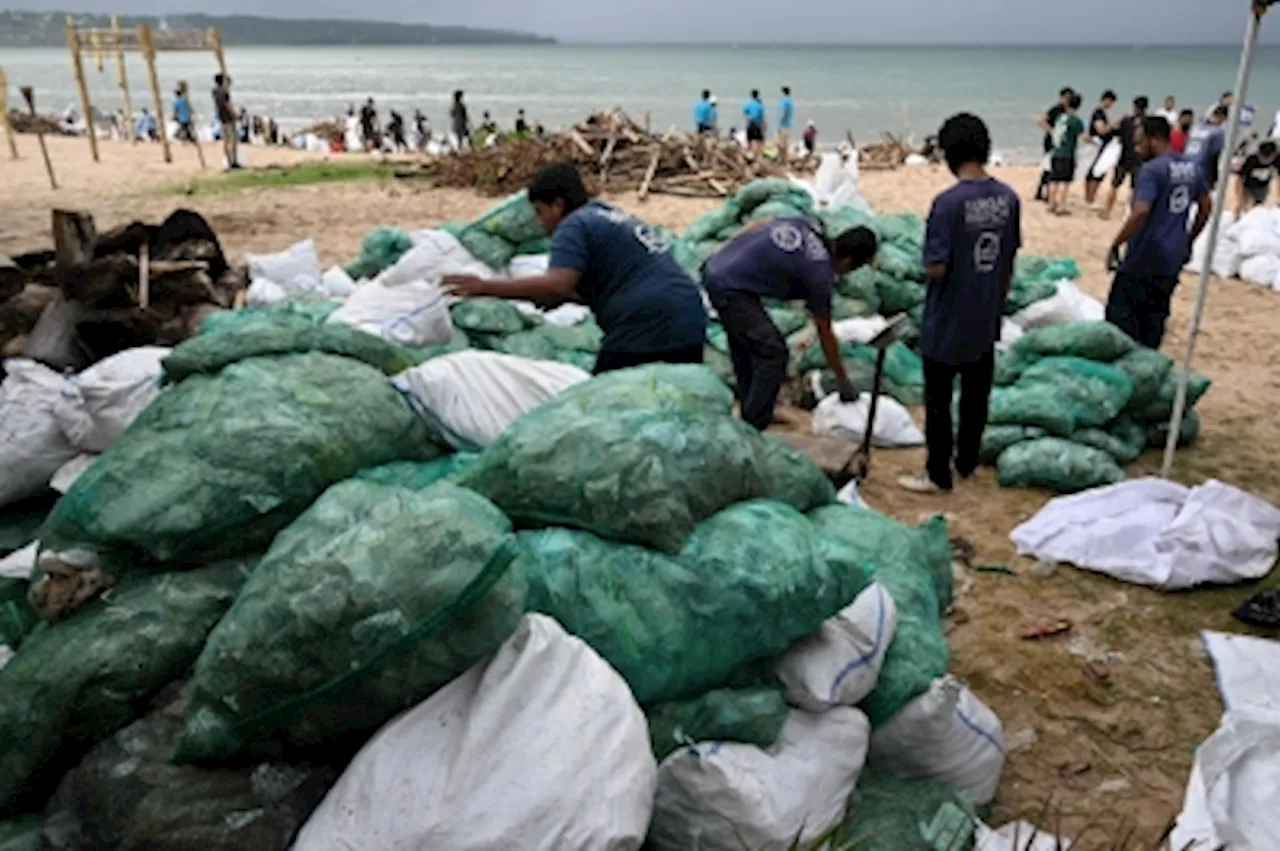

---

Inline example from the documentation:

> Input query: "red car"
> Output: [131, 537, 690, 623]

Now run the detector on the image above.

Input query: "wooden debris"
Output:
[405, 108, 814, 198]
[858, 132, 917, 171]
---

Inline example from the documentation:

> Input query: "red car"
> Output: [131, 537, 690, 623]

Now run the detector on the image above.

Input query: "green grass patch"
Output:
[165, 160, 400, 196]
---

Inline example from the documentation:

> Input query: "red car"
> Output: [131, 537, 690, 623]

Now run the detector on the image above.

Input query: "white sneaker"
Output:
[897, 474, 950, 494]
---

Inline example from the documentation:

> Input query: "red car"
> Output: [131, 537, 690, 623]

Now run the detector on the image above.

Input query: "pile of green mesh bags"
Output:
[983, 321, 1210, 492]
[448, 297, 602, 372]
[448, 191, 552, 271]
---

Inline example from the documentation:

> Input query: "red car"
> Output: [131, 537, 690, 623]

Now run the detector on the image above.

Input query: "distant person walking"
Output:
[1048, 92, 1084, 215]
[1102, 96, 1149, 220]
[1105, 116, 1211, 349]
[172, 83, 194, 142]
[134, 107, 157, 142]
[1036, 87, 1074, 202]
[515, 109, 529, 134]
[803, 120, 818, 155]
[899, 112, 1020, 495]
[212, 73, 240, 169]
[694, 90, 714, 134]
[1084, 90, 1117, 204]
[743, 89, 766, 155]
[388, 110, 408, 152]
[1185, 106, 1229, 190]
[450, 90, 472, 152]
[414, 109, 430, 150]
[360, 98, 379, 152]
[777, 86, 795, 163]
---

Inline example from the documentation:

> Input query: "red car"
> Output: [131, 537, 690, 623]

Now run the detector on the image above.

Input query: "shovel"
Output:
[841, 313, 910, 483]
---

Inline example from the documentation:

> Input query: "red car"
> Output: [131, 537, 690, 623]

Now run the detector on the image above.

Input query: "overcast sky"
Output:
[7, 0, 1274, 44]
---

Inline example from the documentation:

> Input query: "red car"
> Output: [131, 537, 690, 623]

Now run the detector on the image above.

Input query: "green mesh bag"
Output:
[837, 266, 883, 313]
[533, 363, 733, 418]
[997, 437, 1126, 493]
[1003, 274, 1058, 314]
[1006, 320, 1137, 363]
[979, 425, 1047, 465]
[455, 191, 546, 271]
[746, 199, 813, 224]
[178, 482, 526, 763]
[685, 202, 743, 244]
[345, 226, 414, 280]
[0, 580, 37, 651]
[463, 405, 832, 554]
[767, 307, 809, 337]
[875, 212, 926, 249]
[41, 352, 441, 565]
[520, 500, 872, 704]
[988, 357, 1133, 437]
[352, 455, 477, 490]
[876, 246, 926, 286]
[1072, 420, 1145, 464]
[490, 329, 560, 361]
[647, 686, 789, 761]
[536, 320, 603, 353]
[449, 297, 528, 336]
[1113, 347, 1175, 410]
[0, 565, 246, 815]
[163, 301, 422, 381]
[836, 768, 977, 850]
[1130, 368, 1212, 422]
[733, 179, 815, 217]
[808, 506, 951, 726]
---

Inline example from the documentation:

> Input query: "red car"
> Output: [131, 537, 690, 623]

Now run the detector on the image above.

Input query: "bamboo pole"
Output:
[111, 15, 135, 141]
[66, 19, 100, 163]
[20, 87, 57, 189]
[138, 241, 150, 310]
[210, 28, 228, 78]
[91, 28, 104, 72]
[138, 25, 172, 164]
[0, 68, 18, 160]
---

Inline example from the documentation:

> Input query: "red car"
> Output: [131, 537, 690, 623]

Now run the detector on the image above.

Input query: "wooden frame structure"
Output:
[0, 68, 18, 160]
[65, 18, 227, 165]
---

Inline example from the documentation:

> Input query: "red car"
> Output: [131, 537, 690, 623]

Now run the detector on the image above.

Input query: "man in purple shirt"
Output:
[901, 113, 1021, 494]
[703, 219, 877, 430]
[1106, 116, 1213, 349]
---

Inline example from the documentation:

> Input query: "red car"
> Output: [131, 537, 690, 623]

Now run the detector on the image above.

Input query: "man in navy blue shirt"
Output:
[444, 162, 707, 374]
[703, 220, 877, 430]
[1106, 116, 1212, 350]
[901, 113, 1021, 494]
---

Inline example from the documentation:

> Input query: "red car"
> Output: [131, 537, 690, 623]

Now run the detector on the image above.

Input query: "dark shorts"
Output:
[697, 124, 714, 134]
[1049, 157, 1075, 183]
[1105, 270, 1179, 350]
[1113, 161, 1139, 188]
[746, 123, 765, 143]
[1245, 184, 1270, 205]
[175, 122, 194, 142]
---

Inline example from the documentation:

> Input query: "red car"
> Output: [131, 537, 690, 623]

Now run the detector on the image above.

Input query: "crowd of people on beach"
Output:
[692, 87, 818, 162]
[1034, 86, 1278, 219]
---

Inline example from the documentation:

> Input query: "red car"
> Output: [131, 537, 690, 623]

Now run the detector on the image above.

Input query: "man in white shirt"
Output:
[1158, 95, 1178, 126]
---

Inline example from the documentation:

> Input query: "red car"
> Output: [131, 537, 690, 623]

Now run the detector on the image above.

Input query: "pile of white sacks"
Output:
[1186, 206, 1280, 290]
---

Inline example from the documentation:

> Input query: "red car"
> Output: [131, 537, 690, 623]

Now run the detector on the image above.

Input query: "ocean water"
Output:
[2, 44, 1276, 161]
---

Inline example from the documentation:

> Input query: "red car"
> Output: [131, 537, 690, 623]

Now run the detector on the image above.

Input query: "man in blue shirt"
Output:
[743, 90, 766, 155]
[444, 162, 707, 374]
[703, 220, 877, 430]
[1184, 106, 1228, 190]
[777, 86, 795, 164]
[694, 90, 713, 134]
[172, 84, 194, 142]
[134, 108, 157, 143]
[901, 113, 1022, 494]
[1106, 116, 1212, 350]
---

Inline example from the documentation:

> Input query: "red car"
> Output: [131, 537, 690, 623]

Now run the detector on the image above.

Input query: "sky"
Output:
[5, 0, 1275, 45]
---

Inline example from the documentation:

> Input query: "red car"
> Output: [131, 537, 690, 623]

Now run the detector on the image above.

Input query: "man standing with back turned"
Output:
[777, 86, 795, 164]
[212, 74, 240, 170]
[900, 113, 1021, 494]
[1105, 117, 1212, 350]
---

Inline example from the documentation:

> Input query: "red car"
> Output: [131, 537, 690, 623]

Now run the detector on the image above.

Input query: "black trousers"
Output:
[592, 343, 704, 375]
[923, 352, 995, 490]
[711, 290, 788, 431]
[1105, 270, 1178, 350]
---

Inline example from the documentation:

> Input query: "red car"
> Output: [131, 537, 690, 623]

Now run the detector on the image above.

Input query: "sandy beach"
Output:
[3, 134, 1279, 842]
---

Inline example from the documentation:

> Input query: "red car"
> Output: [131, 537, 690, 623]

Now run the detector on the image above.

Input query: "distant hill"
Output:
[0, 10, 556, 47]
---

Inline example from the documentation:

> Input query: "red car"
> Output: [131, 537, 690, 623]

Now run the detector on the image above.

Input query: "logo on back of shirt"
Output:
[963, 195, 1012, 229]
[804, 231, 829, 262]
[634, 223, 670, 255]
[770, 223, 804, 253]
[973, 232, 1001, 273]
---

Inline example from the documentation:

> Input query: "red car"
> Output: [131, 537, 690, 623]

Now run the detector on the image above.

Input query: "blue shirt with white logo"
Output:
[703, 218, 835, 319]
[1121, 153, 1208, 278]
[550, 201, 707, 353]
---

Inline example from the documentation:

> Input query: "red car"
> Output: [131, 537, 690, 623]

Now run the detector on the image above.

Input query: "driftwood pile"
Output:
[858, 132, 918, 170]
[5, 110, 75, 137]
[411, 109, 805, 198]
[299, 119, 345, 145]
[2, 210, 247, 371]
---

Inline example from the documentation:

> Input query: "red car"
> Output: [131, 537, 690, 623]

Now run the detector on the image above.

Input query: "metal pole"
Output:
[1161, 3, 1265, 478]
